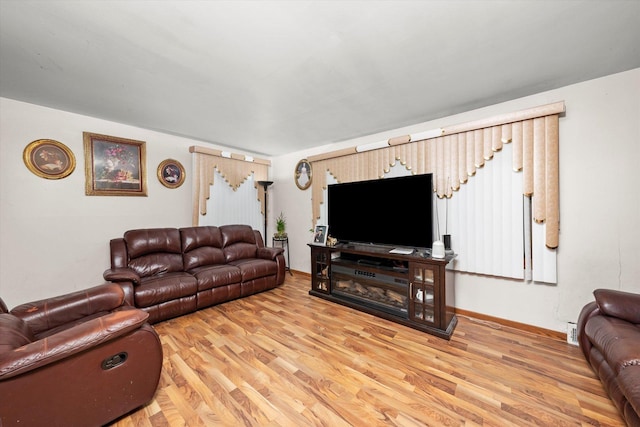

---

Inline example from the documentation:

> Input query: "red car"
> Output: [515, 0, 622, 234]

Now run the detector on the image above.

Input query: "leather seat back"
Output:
[123, 228, 184, 278]
[180, 226, 225, 271]
[220, 225, 258, 263]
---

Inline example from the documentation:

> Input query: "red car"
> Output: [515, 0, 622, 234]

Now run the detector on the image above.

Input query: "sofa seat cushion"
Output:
[228, 258, 278, 282]
[585, 315, 640, 375]
[135, 272, 197, 308]
[188, 264, 242, 291]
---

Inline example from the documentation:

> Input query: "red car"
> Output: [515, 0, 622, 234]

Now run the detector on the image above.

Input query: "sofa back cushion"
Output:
[594, 289, 640, 324]
[180, 226, 226, 271]
[0, 313, 34, 353]
[123, 228, 184, 277]
[10, 283, 125, 338]
[220, 225, 258, 262]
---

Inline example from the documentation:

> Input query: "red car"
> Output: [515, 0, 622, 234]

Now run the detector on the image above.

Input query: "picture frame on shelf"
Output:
[157, 159, 185, 189]
[23, 139, 76, 180]
[294, 159, 312, 190]
[312, 224, 328, 245]
[83, 132, 147, 196]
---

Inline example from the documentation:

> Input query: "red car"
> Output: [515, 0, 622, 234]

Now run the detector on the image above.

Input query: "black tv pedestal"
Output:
[308, 243, 457, 340]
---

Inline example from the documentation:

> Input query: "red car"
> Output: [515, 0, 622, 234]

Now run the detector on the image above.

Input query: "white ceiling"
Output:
[1, 1, 639, 156]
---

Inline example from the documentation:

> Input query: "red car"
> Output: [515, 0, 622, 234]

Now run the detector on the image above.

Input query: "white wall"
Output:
[2, 69, 638, 333]
[0, 99, 260, 308]
[272, 68, 640, 332]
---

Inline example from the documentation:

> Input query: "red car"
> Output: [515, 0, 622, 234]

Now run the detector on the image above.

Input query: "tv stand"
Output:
[308, 243, 457, 339]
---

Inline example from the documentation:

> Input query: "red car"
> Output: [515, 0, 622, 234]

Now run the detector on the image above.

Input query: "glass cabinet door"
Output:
[311, 247, 330, 293]
[409, 262, 439, 325]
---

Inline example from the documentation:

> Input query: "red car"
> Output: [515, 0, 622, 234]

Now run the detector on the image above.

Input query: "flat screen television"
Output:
[327, 174, 433, 249]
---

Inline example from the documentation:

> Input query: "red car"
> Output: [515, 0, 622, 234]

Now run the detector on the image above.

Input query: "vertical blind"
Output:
[200, 169, 263, 232]
[308, 102, 563, 283]
[189, 146, 270, 227]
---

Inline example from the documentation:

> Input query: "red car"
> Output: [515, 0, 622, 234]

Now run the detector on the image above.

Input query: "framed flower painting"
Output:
[83, 132, 147, 196]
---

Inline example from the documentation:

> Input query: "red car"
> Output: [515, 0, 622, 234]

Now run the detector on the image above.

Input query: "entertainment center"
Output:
[308, 243, 457, 339]
[311, 173, 456, 338]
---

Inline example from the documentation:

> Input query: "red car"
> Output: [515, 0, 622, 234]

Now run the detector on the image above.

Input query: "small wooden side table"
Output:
[272, 236, 292, 275]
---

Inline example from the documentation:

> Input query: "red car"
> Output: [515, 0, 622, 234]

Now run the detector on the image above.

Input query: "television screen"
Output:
[327, 174, 433, 249]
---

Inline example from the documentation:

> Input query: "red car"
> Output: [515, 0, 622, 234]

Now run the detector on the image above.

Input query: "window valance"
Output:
[189, 146, 270, 226]
[308, 102, 564, 248]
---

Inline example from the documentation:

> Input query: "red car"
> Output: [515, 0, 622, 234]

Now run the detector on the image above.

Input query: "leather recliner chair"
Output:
[577, 289, 640, 426]
[0, 283, 163, 426]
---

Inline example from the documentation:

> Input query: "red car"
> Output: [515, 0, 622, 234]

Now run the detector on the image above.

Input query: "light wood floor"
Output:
[110, 274, 623, 427]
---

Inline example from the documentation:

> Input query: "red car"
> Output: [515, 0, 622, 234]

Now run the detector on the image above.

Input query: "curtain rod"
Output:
[189, 145, 271, 166]
[308, 101, 565, 163]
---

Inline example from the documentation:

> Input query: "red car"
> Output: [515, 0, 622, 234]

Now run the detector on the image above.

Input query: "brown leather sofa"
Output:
[104, 224, 286, 324]
[0, 283, 162, 427]
[577, 289, 640, 426]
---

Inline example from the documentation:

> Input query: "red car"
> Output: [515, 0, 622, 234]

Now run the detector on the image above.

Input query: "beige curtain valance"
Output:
[308, 102, 564, 248]
[189, 146, 270, 226]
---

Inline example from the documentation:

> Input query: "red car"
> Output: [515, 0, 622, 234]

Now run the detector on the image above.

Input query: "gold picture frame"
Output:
[157, 159, 185, 189]
[23, 139, 76, 180]
[295, 159, 312, 190]
[83, 132, 147, 196]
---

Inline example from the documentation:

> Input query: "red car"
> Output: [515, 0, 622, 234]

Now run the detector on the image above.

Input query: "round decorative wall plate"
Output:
[23, 139, 76, 179]
[295, 159, 312, 190]
[157, 159, 185, 188]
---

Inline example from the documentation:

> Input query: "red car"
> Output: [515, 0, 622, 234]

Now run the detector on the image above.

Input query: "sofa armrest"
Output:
[102, 271, 136, 306]
[577, 301, 599, 360]
[0, 307, 149, 380]
[10, 283, 125, 335]
[104, 267, 141, 286]
[253, 230, 265, 248]
[257, 247, 284, 260]
[112, 281, 136, 307]
[594, 289, 640, 324]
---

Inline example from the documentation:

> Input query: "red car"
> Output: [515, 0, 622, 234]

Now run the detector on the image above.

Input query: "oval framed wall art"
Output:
[157, 159, 185, 189]
[294, 159, 312, 190]
[23, 139, 76, 179]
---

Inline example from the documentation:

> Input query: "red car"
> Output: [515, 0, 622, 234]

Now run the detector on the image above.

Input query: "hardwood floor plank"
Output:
[109, 275, 624, 426]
